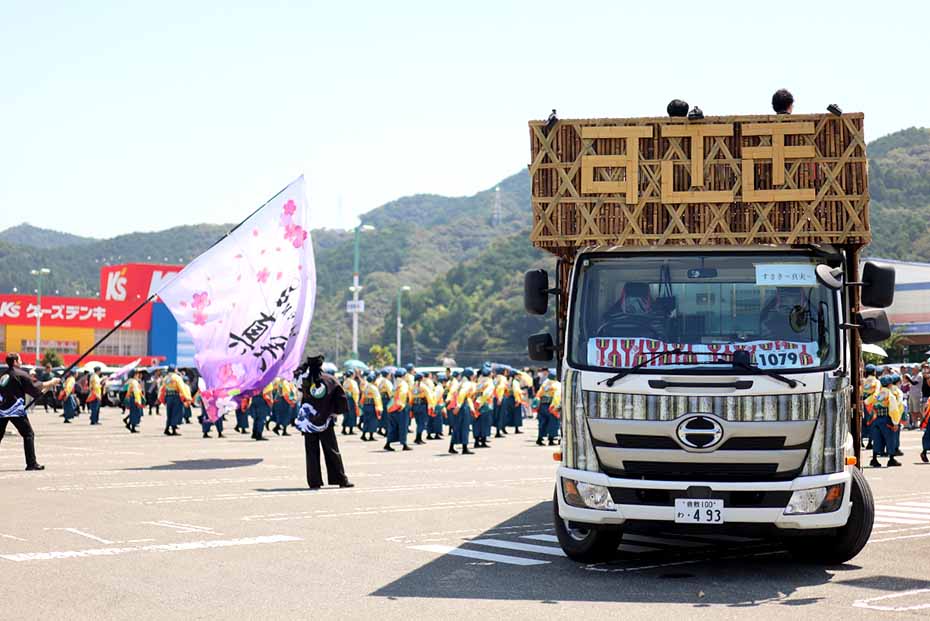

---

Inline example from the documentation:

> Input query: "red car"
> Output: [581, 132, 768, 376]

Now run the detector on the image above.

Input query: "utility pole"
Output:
[350, 223, 375, 359]
[30, 268, 50, 365]
[396, 286, 411, 367]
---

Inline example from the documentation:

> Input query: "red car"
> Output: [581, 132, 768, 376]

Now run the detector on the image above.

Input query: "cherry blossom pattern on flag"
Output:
[158, 176, 316, 421]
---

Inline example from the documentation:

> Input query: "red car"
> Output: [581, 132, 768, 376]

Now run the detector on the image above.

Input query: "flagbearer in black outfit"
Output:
[0, 353, 60, 471]
[295, 354, 354, 490]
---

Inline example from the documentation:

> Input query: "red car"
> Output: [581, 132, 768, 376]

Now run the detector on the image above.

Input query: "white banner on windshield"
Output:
[587, 338, 820, 370]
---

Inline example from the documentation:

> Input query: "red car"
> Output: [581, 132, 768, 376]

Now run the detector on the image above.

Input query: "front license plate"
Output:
[674, 499, 724, 524]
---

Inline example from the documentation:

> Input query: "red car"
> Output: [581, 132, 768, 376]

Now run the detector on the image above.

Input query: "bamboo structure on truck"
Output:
[528, 113, 869, 257]
[528, 112, 872, 464]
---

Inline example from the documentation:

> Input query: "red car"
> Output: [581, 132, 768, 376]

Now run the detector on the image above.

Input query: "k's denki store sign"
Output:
[0, 295, 154, 330]
[100, 264, 180, 303]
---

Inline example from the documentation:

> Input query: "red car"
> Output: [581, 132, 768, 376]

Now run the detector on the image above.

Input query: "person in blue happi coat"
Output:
[251, 384, 274, 441]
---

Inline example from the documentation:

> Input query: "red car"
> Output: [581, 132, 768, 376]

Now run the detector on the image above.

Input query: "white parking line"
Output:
[898, 502, 930, 508]
[468, 539, 567, 557]
[0, 535, 302, 562]
[875, 505, 930, 516]
[410, 544, 549, 566]
[0, 534, 26, 541]
[872, 512, 928, 524]
[853, 588, 930, 612]
[521, 534, 558, 543]
[870, 530, 930, 543]
[141, 521, 219, 534]
[47, 528, 114, 544]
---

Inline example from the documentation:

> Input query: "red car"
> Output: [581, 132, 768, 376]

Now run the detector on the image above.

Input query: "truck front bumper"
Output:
[556, 466, 852, 531]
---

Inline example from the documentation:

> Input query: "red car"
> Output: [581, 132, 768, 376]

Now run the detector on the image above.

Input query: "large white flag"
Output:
[158, 176, 316, 420]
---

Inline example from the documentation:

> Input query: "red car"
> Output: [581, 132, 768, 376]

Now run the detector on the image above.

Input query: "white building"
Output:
[866, 258, 930, 359]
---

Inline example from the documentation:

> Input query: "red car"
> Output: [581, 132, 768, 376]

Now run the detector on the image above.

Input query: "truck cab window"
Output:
[571, 254, 839, 374]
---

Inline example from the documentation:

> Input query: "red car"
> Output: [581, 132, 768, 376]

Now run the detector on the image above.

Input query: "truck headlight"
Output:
[562, 478, 616, 511]
[783, 484, 845, 515]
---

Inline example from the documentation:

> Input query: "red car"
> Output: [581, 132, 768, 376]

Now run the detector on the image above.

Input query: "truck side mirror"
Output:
[528, 333, 555, 361]
[524, 269, 550, 315]
[861, 261, 895, 309]
[856, 309, 891, 344]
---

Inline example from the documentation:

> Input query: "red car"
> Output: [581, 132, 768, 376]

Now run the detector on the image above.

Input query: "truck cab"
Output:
[523, 112, 894, 564]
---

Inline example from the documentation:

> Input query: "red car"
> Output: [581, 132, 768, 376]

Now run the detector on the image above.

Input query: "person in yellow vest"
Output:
[385, 368, 412, 452]
[251, 381, 274, 441]
[510, 371, 528, 434]
[493, 367, 513, 437]
[358, 372, 383, 442]
[375, 369, 394, 438]
[862, 364, 880, 450]
[60, 371, 77, 423]
[427, 374, 446, 440]
[87, 366, 103, 425]
[866, 375, 902, 468]
[536, 372, 561, 446]
[473, 367, 495, 448]
[448, 368, 477, 455]
[411, 372, 436, 445]
[124, 369, 145, 434]
[446, 370, 461, 438]
[271, 377, 294, 436]
[159, 367, 187, 436]
[341, 372, 361, 436]
[891, 374, 906, 458]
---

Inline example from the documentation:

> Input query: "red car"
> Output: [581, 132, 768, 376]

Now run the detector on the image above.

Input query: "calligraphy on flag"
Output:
[158, 176, 316, 420]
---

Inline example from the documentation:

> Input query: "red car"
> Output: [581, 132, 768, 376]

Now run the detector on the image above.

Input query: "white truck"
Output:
[523, 112, 895, 564]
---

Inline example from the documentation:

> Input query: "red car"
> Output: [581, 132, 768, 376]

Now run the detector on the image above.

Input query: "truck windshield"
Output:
[568, 253, 839, 374]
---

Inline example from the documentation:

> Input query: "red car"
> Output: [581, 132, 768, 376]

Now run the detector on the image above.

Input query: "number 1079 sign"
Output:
[675, 499, 724, 524]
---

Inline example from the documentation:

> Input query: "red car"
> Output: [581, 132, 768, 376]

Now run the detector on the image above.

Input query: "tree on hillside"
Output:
[40, 351, 63, 368]
[368, 344, 394, 369]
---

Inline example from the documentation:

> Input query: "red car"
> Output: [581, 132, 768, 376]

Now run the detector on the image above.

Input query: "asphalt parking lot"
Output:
[2, 406, 930, 620]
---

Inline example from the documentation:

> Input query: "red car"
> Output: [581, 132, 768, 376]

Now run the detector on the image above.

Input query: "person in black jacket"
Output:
[0, 353, 60, 471]
[295, 355, 354, 490]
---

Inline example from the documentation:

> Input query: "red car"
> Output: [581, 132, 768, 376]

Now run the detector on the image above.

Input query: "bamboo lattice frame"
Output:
[529, 113, 869, 256]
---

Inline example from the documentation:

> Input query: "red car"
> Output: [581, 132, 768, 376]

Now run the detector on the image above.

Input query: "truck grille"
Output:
[604, 461, 784, 482]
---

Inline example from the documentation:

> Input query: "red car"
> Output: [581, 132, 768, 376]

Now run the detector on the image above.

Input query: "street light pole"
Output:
[30, 268, 51, 365]
[350, 223, 375, 360]
[396, 286, 411, 367]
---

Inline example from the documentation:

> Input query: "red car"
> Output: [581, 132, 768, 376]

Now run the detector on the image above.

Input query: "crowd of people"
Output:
[41, 362, 565, 454]
[862, 363, 930, 467]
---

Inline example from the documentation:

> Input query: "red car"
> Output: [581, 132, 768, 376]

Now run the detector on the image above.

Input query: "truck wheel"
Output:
[784, 467, 874, 564]
[552, 490, 623, 563]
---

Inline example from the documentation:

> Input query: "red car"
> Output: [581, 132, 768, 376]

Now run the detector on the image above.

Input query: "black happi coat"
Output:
[300, 373, 348, 428]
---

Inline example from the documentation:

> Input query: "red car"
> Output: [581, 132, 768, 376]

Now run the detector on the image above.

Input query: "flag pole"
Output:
[24, 176, 303, 409]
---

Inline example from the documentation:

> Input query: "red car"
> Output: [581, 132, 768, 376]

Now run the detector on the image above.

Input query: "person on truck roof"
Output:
[772, 88, 794, 114]
[667, 99, 689, 117]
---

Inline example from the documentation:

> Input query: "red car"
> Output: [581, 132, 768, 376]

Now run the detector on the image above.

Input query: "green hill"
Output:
[865, 127, 930, 260]
[376, 231, 555, 368]
[0, 223, 96, 249]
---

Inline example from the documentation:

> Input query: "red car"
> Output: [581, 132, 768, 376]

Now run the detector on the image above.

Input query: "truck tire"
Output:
[552, 490, 623, 563]
[784, 467, 874, 564]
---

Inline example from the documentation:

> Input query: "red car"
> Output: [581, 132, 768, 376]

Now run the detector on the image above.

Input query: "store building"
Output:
[0, 263, 187, 367]
[865, 258, 930, 360]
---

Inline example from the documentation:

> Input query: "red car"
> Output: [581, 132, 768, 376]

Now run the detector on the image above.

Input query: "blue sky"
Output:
[0, 0, 925, 238]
